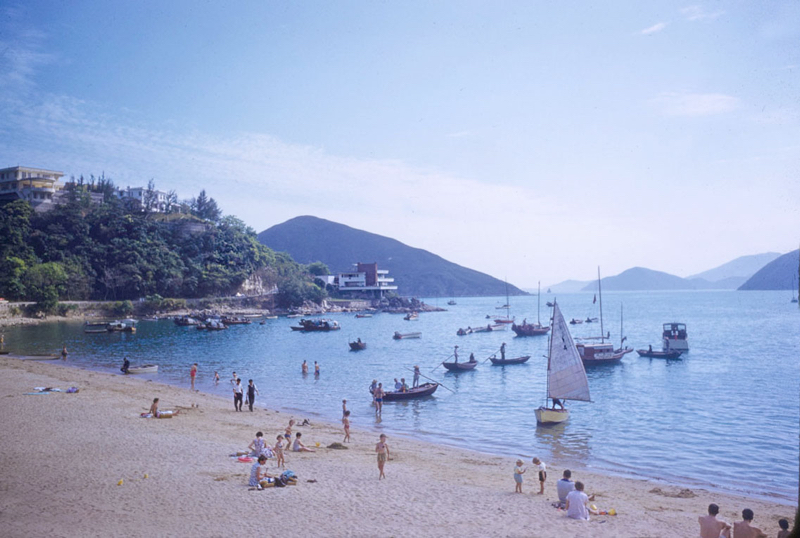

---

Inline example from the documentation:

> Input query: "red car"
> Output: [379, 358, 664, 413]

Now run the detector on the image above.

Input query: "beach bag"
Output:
[273, 476, 286, 487]
[281, 470, 296, 480]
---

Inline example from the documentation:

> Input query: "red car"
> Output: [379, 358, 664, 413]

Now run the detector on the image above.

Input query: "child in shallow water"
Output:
[514, 459, 526, 493]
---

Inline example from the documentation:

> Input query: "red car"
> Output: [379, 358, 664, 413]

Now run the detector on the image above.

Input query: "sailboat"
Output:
[535, 301, 591, 425]
[512, 281, 550, 336]
[575, 268, 633, 365]
[494, 280, 515, 324]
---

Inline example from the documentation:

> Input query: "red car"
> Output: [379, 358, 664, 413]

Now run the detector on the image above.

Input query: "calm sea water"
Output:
[5, 291, 798, 503]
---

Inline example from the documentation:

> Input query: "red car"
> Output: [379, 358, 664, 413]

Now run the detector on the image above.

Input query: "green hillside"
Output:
[258, 216, 526, 297]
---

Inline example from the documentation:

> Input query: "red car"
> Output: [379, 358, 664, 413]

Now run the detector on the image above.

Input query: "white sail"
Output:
[547, 303, 591, 402]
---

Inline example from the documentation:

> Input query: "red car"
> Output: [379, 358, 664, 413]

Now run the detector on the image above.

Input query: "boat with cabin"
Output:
[534, 301, 591, 425]
[290, 319, 341, 332]
[662, 323, 688, 352]
[576, 269, 633, 366]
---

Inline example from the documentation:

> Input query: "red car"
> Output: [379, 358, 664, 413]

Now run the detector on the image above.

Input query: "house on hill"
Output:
[326, 262, 398, 298]
[0, 166, 65, 210]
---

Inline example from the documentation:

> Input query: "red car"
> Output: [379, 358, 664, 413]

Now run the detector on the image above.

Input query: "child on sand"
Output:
[342, 399, 348, 418]
[342, 410, 351, 443]
[292, 432, 315, 452]
[274, 435, 286, 468]
[777, 519, 790, 538]
[532, 457, 546, 494]
[514, 459, 526, 493]
[284, 419, 295, 446]
[376, 434, 390, 479]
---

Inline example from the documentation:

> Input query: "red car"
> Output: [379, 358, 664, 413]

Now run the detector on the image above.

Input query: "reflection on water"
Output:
[2, 290, 798, 502]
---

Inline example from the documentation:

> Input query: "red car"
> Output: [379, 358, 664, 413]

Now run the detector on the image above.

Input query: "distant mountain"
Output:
[258, 216, 527, 297]
[738, 250, 799, 290]
[581, 267, 696, 291]
[688, 276, 748, 290]
[546, 280, 593, 293]
[687, 252, 781, 282]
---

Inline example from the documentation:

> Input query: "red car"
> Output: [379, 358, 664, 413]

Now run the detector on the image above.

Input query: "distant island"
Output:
[738, 249, 800, 291]
[258, 216, 527, 297]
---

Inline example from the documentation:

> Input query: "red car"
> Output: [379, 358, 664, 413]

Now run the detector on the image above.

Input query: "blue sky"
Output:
[1, 1, 798, 287]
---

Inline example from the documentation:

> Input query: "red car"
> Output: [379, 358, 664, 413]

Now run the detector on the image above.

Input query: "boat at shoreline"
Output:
[126, 364, 158, 374]
[382, 382, 439, 400]
[535, 301, 591, 425]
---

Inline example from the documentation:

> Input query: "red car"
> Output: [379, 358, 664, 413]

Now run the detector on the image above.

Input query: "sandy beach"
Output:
[0, 356, 793, 538]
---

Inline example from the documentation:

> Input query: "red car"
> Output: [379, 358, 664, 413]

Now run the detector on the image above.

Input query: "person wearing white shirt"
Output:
[565, 481, 590, 521]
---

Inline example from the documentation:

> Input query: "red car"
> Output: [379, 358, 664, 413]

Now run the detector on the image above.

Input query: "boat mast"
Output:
[598, 267, 605, 344]
[505, 278, 510, 319]
[620, 303, 623, 349]
[545, 299, 555, 405]
[537, 280, 541, 326]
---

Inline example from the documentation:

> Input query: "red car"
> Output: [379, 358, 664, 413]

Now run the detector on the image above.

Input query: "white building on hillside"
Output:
[0, 166, 64, 210]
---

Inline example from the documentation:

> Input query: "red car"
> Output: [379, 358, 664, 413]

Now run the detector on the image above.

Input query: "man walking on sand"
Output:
[699, 503, 731, 538]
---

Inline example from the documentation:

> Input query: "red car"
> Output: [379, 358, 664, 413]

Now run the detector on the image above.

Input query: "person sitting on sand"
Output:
[732, 509, 767, 538]
[249, 431, 272, 459]
[376, 434, 390, 479]
[565, 481, 591, 520]
[292, 432, 315, 453]
[249, 455, 275, 488]
[274, 435, 286, 468]
[556, 469, 575, 508]
[144, 398, 178, 419]
[699, 503, 731, 538]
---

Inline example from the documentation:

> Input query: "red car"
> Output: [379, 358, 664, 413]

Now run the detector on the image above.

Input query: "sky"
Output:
[1, 1, 798, 288]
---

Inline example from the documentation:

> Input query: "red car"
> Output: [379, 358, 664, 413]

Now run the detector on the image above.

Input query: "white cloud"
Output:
[651, 92, 740, 116]
[680, 5, 725, 21]
[639, 22, 668, 35]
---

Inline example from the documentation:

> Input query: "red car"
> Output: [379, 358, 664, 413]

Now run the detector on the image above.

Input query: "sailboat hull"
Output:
[535, 407, 569, 425]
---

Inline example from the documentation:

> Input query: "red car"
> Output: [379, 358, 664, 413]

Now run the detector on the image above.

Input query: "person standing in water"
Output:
[314, 361, 320, 376]
[190, 363, 198, 391]
[302, 360, 308, 374]
[61, 346, 68, 361]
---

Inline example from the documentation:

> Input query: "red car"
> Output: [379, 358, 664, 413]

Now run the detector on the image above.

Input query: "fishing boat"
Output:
[127, 364, 158, 374]
[577, 270, 633, 366]
[264, 315, 278, 319]
[349, 340, 366, 351]
[456, 327, 473, 336]
[197, 319, 227, 331]
[662, 322, 688, 352]
[490, 355, 530, 365]
[442, 358, 478, 371]
[221, 316, 252, 325]
[403, 312, 419, 321]
[569, 318, 583, 325]
[546, 301, 554, 307]
[447, 299, 457, 306]
[290, 319, 341, 332]
[534, 301, 591, 425]
[393, 331, 421, 340]
[382, 382, 439, 400]
[286, 313, 304, 318]
[512, 281, 550, 337]
[636, 348, 683, 359]
[107, 320, 136, 333]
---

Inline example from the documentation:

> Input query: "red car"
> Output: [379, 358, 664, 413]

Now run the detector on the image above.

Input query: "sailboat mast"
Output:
[598, 267, 605, 344]
[537, 281, 541, 325]
[620, 303, 623, 349]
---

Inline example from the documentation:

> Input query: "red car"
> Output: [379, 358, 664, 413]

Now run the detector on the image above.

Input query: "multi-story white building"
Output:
[0, 166, 64, 210]
[337, 262, 397, 297]
[117, 186, 172, 212]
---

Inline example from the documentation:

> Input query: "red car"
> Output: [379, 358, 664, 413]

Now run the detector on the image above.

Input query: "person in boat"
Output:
[357, 337, 362, 344]
[394, 378, 402, 391]
[400, 378, 408, 392]
[522, 319, 527, 325]
[469, 352, 476, 363]
[453, 345, 459, 363]
[412, 366, 421, 388]
[500, 342, 506, 361]
[648, 344, 653, 353]
[121, 357, 130, 374]
[302, 360, 308, 374]
[552, 398, 565, 410]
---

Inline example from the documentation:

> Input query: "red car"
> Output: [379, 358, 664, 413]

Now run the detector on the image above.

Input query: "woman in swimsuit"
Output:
[375, 434, 390, 479]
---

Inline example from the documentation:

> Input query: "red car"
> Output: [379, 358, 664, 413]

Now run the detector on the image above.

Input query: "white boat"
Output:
[576, 268, 633, 365]
[535, 302, 591, 425]
[662, 323, 688, 352]
[127, 364, 158, 374]
[393, 331, 421, 340]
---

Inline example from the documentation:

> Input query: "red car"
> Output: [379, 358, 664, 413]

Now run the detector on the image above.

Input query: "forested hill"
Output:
[0, 196, 323, 310]
[258, 216, 527, 297]
[738, 250, 799, 290]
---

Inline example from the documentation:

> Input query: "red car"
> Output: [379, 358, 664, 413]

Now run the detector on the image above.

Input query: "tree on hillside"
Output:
[191, 189, 222, 222]
[24, 262, 67, 313]
[143, 178, 158, 213]
[307, 262, 330, 276]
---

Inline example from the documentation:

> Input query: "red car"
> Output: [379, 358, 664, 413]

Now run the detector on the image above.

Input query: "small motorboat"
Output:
[489, 355, 531, 365]
[569, 318, 583, 325]
[442, 359, 478, 372]
[403, 312, 419, 321]
[456, 327, 473, 336]
[355, 313, 373, 318]
[382, 382, 439, 401]
[636, 349, 683, 359]
[126, 364, 159, 374]
[546, 302, 554, 307]
[349, 340, 366, 351]
[393, 332, 421, 340]
[447, 300, 456, 306]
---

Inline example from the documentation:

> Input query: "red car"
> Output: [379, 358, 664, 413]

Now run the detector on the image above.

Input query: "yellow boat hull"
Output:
[535, 407, 569, 425]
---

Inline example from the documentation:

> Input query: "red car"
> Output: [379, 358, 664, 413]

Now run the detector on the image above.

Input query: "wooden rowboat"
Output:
[127, 364, 159, 374]
[349, 341, 366, 351]
[382, 382, 439, 401]
[490, 355, 531, 365]
[442, 360, 478, 372]
[636, 349, 683, 359]
[393, 332, 421, 340]
[23, 354, 61, 361]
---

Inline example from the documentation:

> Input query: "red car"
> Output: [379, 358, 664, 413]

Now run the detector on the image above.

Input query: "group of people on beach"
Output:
[699, 504, 788, 538]
[367, 366, 423, 416]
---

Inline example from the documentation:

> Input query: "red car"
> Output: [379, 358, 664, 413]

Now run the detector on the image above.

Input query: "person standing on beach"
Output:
[699, 503, 731, 538]
[375, 434, 389, 479]
[230, 371, 239, 386]
[513, 459, 526, 493]
[190, 363, 197, 391]
[732, 509, 767, 538]
[302, 360, 308, 374]
[61, 346, 68, 361]
[246, 379, 259, 412]
[532, 457, 546, 494]
[342, 410, 351, 443]
[412, 366, 420, 388]
[233, 378, 244, 411]
[274, 435, 286, 468]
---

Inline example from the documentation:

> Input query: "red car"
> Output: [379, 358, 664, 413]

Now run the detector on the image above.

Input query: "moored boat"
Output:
[291, 319, 341, 332]
[636, 348, 683, 359]
[578, 269, 633, 366]
[107, 320, 136, 333]
[23, 354, 61, 361]
[662, 322, 689, 352]
[393, 331, 421, 340]
[382, 382, 439, 400]
[442, 359, 478, 371]
[127, 364, 158, 374]
[349, 340, 366, 351]
[513, 282, 550, 337]
[84, 328, 109, 334]
[403, 312, 419, 321]
[355, 313, 373, 318]
[447, 300, 457, 306]
[221, 316, 252, 325]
